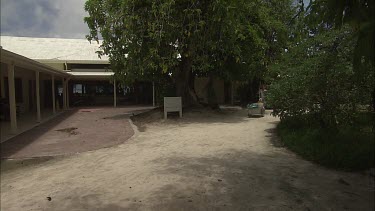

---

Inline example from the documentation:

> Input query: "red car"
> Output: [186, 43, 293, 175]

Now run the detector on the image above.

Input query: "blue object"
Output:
[247, 103, 259, 109]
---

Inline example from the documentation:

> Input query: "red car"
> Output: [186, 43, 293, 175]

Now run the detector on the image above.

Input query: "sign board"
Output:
[164, 97, 182, 119]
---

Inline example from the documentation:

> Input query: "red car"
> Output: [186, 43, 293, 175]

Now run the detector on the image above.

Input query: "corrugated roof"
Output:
[1, 48, 70, 77]
[0, 36, 109, 62]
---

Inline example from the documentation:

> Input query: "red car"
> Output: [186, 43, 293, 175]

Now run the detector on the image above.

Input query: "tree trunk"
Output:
[175, 56, 199, 106]
[372, 88, 375, 132]
[206, 74, 219, 109]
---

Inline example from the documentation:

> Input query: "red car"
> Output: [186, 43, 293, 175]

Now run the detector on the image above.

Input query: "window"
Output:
[73, 84, 83, 95]
[58, 86, 63, 96]
[95, 85, 104, 94]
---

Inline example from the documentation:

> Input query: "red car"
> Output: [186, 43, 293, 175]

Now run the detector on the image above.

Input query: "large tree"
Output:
[84, 0, 292, 105]
[267, 0, 374, 128]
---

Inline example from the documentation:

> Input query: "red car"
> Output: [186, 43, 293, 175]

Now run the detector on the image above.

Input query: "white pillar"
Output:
[52, 75, 56, 114]
[113, 79, 117, 107]
[152, 81, 155, 107]
[8, 63, 17, 133]
[0, 68, 5, 98]
[62, 78, 67, 109]
[36, 71, 41, 122]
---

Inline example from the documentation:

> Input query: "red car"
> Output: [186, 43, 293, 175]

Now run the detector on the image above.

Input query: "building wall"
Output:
[194, 77, 225, 104]
[44, 63, 65, 71]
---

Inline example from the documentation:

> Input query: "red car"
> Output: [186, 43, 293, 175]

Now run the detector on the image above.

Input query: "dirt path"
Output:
[1, 109, 374, 210]
[1, 106, 153, 159]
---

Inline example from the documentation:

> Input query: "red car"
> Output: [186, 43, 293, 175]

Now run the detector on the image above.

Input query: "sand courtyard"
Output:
[1, 108, 374, 210]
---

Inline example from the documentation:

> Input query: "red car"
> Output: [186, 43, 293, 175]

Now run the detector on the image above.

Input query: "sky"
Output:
[1, 0, 311, 39]
[1, 0, 89, 39]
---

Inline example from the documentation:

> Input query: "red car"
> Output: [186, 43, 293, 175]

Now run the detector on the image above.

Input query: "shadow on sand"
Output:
[131, 107, 265, 132]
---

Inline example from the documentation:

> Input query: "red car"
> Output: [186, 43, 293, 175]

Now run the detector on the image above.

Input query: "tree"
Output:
[267, 0, 374, 127]
[311, 0, 375, 125]
[84, 0, 293, 106]
[307, 0, 375, 110]
[268, 26, 374, 128]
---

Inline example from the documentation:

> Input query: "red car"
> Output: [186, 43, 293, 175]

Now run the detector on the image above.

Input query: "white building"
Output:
[0, 36, 239, 141]
[0, 36, 154, 141]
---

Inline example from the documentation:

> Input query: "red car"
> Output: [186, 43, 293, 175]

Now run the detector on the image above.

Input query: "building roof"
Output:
[68, 71, 114, 76]
[0, 36, 109, 63]
[0, 48, 70, 77]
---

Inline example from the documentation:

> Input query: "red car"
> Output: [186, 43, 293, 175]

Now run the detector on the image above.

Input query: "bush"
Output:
[267, 27, 374, 127]
[277, 115, 374, 171]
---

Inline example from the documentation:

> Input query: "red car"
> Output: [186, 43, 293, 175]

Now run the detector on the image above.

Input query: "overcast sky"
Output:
[1, 0, 89, 39]
[1, 0, 311, 39]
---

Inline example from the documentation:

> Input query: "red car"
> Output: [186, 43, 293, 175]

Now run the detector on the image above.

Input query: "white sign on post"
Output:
[164, 97, 182, 119]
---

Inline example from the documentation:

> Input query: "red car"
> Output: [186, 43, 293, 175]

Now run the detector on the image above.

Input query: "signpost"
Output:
[164, 97, 182, 119]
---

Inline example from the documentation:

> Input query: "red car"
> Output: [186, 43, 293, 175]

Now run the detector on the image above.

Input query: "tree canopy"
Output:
[84, 0, 293, 105]
[267, 0, 374, 128]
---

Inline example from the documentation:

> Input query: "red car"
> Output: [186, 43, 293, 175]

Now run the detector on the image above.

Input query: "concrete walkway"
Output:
[1, 109, 374, 210]
[1, 106, 153, 159]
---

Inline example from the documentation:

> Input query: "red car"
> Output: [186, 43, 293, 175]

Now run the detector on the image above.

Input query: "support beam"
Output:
[36, 71, 41, 122]
[8, 62, 17, 133]
[52, 75, 56, 114]
[113, 79, 117, 107]
[0, 68, 5, 98]
[152, 81, 155, 107]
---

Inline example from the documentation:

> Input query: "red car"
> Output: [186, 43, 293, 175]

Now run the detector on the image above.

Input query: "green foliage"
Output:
[154, 77, 175, 106]
[267, 1, 375, 171]
[308, 0, 375, 69]
[277, 115, 374, 171]
[236, 80, 260, 105]
[268, 26, 374, 127]
[84, 0, 293, 103]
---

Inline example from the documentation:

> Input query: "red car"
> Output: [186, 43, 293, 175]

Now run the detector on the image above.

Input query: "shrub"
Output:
[277, 115, 374, 171]
[268, 27, 374, 128]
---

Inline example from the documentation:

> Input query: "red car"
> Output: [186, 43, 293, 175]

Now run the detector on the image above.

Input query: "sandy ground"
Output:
[1, 108, 374, 210]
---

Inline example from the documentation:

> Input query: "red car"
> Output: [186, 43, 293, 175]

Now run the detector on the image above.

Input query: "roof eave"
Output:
[1, 49, 71, 77]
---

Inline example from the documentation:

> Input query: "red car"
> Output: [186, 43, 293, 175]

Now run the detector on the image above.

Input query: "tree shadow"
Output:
[43, 193, 129, 211]
[131, 107, 260, 132]
[264, 127, 285, 148]
[102, 113, 133, 120]
[101, 108, 155, 121]
[137, 149, 373, 210]
[144, 150, 310, 210]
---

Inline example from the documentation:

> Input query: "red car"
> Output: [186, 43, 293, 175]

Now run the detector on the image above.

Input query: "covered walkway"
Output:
[1, 49, 71, 142]
[1, 49, 157, 143]
[1, 106, 153, 159]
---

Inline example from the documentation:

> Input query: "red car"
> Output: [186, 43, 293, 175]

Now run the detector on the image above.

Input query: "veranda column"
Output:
[0, 68, 5, 98]
[8, 62, 17, 133]
[113, 79, 117, 107]
[36, 71, 41, 122]
[52, 75, 56, 114]
[152, 81, 155, 107]
[62, 78, 67, 109]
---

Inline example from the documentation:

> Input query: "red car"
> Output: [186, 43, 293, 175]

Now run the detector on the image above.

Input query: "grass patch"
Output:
[277, 115, 374, 171]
